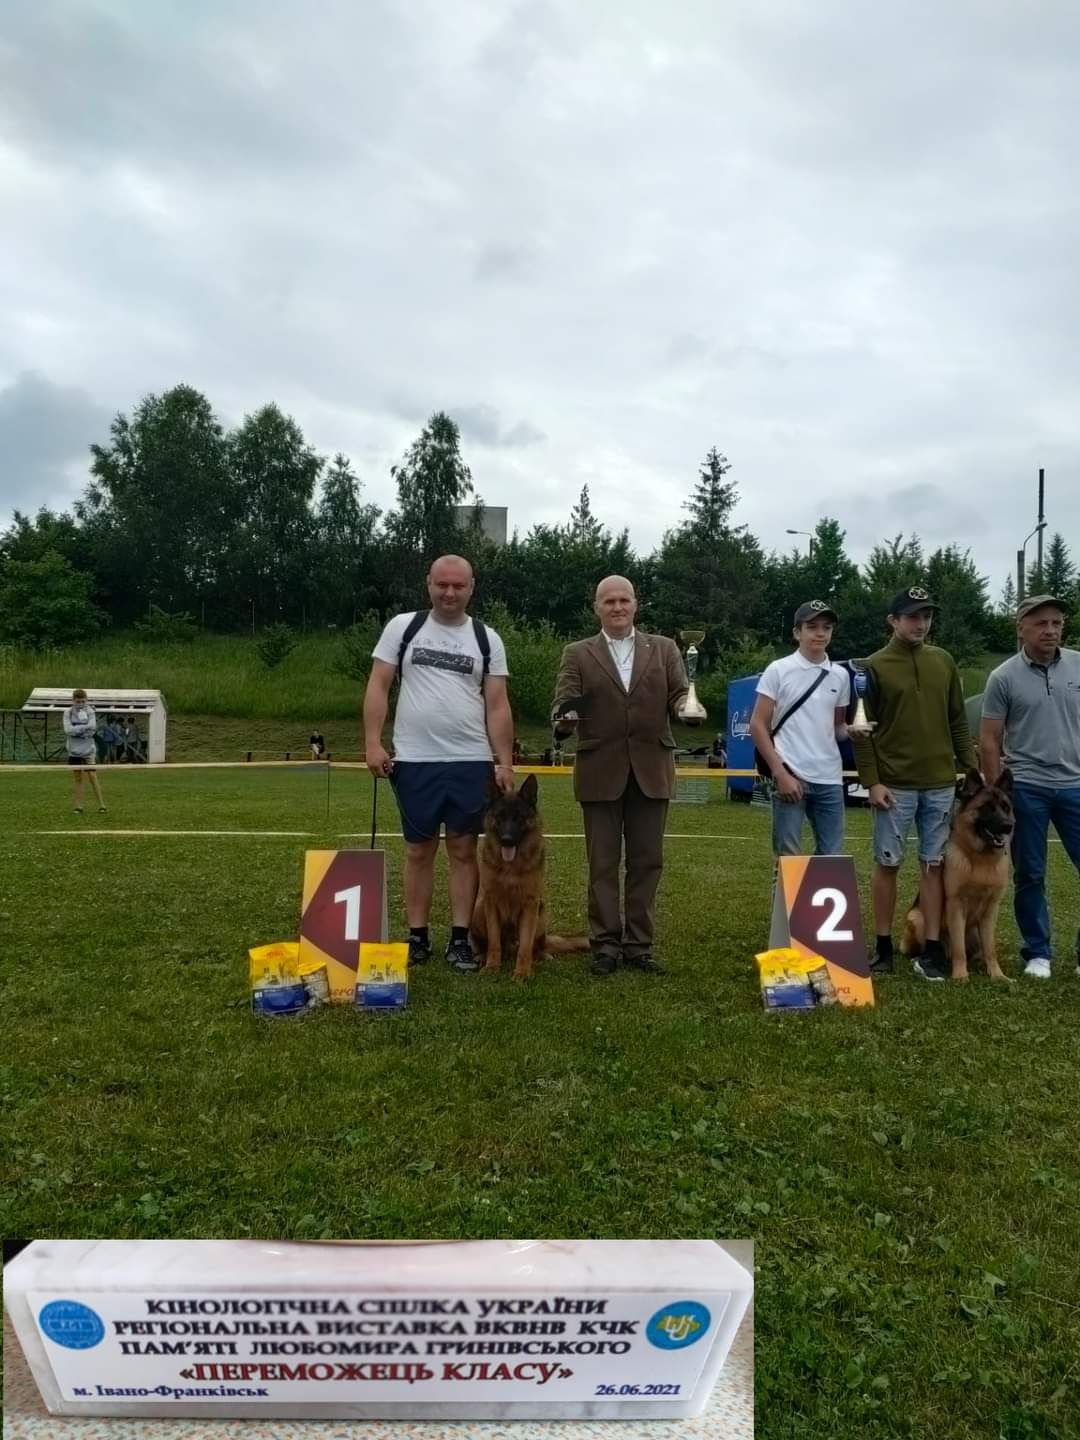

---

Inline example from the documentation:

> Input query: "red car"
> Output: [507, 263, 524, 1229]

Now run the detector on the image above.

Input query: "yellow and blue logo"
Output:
[646, 1300, 711, 1349]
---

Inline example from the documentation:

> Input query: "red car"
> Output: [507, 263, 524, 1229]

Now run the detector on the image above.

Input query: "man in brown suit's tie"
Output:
[552, 576, 691, 976]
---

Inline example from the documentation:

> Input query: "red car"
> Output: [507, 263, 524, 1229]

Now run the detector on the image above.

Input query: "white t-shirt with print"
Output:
[755, 652, 850, 785]
[372, 612, 509, 762]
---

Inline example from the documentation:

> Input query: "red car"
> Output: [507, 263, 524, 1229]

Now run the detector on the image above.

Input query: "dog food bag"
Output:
[248, 941, 310, 1018]
[755, 947, 818, 1012]
[4, 1240, 752, 1421]
[354, 941, 408, 1011]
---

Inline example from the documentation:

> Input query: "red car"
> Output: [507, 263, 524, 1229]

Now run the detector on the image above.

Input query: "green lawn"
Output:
[2, 766, 1079, 1439]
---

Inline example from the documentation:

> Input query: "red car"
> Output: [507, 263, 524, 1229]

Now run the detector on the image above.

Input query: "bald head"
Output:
[594, 575, 637, 638]
[427, 554, 475, 623]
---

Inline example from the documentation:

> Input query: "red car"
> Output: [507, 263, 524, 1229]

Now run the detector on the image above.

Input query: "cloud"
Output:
[0, 372, 109, 516]
[451, 405, 547, 449]
[1, 0, 1078, 578]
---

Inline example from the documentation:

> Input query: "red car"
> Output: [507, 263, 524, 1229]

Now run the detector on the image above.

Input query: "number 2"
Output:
[334, 884, 363, 941]
[811, 887, 853, 943]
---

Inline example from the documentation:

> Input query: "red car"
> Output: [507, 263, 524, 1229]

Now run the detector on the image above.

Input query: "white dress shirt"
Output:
[603, 628, 636, 691]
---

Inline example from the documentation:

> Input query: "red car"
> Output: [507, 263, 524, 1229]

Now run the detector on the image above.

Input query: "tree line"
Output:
[2, 383, 1075, 669]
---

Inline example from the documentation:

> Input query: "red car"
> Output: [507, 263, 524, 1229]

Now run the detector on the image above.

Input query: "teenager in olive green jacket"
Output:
[851, 588, 975, 981]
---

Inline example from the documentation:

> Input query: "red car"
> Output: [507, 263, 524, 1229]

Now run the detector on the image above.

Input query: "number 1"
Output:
[334, 884, 363, 941]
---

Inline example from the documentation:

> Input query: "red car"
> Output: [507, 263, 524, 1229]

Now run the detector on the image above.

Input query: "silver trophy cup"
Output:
[677, 629, 708, 722]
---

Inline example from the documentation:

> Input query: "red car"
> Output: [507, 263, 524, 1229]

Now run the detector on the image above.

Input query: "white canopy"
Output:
[23, 688, 168, 763]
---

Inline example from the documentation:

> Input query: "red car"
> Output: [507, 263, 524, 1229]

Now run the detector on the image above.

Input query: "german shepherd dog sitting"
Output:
[901, 768, 1015, 981]
[470, 773, 588, 981]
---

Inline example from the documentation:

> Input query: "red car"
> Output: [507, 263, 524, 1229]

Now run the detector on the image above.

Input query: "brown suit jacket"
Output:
[553, 632, 689, 802]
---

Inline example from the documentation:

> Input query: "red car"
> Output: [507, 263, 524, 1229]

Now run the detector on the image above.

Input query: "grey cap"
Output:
[793, 599, 838, 625]
[1016, 593, 1068, 622]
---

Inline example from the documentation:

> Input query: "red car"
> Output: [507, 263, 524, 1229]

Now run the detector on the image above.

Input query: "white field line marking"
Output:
[21, 830, 1065, 844]
[31, 829, 316, 837]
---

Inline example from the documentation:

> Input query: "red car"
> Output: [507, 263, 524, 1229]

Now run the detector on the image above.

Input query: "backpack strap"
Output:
[396, 610, 491, 687]
[396, 610, 430, 679]
[472, 617, 491, 679]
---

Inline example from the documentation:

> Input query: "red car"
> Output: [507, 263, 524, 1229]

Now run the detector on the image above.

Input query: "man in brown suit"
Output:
[552, 575, 691, 976]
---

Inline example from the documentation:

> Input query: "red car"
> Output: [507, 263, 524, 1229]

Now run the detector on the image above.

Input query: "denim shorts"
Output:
[872, 785, 954, 866]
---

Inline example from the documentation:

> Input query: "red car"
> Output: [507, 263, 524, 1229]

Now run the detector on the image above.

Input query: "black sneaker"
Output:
[407, 935, 432, 967]
[445, 935, 480, 974]
[623, 953, 665, 974]
[869, 951, 894, 976]
[590, 952, 618, 977]
[913, 954, 948, 982]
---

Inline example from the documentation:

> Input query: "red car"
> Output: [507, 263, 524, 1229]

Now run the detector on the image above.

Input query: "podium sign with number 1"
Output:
[299, 851, 389, 1002]
[769, 855, 874, 1007]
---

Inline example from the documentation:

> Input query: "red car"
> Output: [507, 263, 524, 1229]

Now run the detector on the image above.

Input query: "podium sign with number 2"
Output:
[768, 855, 874, 1006]
[299, 851, 389, 1002]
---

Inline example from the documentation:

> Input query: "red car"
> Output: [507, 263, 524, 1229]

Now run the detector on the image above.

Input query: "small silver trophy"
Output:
[677, 629, 708, 722]
[848, 664, 876, 737]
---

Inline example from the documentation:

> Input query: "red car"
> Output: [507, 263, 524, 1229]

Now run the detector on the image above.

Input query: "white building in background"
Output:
[454, 505, 507, 546]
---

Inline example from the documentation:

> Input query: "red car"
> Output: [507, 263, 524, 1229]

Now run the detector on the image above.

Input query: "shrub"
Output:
[255, 623, 297, 670]
[134, 604, 199, 645]
[333, 612, 382, 682]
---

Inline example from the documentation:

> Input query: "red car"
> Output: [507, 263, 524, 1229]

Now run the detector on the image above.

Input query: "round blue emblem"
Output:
[38, 1300, 105, 1350]
[646, 1300, 711, 1350]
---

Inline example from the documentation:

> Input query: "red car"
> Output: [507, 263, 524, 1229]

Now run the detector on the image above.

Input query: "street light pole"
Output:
[785, 528, 815, 559]
[1017, 522, 1047, 603]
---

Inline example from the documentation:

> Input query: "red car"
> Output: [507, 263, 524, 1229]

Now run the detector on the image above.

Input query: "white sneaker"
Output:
[1023, 957, 1051, 979]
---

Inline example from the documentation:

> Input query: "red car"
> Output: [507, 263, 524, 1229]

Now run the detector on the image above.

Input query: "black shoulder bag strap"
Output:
[755, 666, 831, 778]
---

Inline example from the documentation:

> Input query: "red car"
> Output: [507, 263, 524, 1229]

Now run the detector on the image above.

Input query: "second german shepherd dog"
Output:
[901, 768, 1015, 981]
[469, 773, 588, 981]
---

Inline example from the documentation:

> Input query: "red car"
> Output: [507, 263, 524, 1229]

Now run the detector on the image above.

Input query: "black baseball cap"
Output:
[888, 586, 938, 616]
[793, 599, 838, 625]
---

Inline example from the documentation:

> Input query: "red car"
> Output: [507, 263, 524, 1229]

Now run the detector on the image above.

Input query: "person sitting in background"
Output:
[310, 729, 326, 760]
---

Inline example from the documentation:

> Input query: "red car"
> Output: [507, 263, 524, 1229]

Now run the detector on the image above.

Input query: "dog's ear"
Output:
[959, 768, 984, 799]
[519, 772, 539, 809]
[995, 766, 1014, 794]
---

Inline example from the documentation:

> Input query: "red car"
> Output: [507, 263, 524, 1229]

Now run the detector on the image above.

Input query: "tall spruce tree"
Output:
[314, 454, 381, 625]
[383, 412, 474, 608]
[1042, 532, 1075, 600]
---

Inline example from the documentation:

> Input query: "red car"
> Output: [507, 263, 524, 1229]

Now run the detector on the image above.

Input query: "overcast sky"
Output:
[2, 0, 1078, 595]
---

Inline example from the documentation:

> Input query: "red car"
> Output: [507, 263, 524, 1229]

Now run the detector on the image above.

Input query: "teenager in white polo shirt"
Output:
[749, 600, 851, 856]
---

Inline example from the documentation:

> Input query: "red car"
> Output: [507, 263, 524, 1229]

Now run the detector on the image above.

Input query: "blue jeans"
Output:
[771, 782, 845, 856]
[1011, 783, 1080, 962]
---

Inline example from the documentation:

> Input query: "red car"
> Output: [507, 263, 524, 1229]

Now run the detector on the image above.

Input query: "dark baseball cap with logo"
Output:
[1015, 593, 1069, 622]
[793, 599, 838, 625]
[888, 586, 938, 616]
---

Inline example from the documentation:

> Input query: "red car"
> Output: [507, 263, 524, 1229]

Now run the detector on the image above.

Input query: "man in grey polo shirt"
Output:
[980, 595, 1080, 979]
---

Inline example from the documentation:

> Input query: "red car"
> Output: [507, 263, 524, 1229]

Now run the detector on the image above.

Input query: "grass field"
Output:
[2, 762, 1080, 1438]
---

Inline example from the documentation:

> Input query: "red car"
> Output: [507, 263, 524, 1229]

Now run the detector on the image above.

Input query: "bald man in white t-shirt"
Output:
[364, 556, 514, 974]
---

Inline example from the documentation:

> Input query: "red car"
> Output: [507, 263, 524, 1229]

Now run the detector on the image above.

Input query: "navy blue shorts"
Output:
[390, 761, 493, 843]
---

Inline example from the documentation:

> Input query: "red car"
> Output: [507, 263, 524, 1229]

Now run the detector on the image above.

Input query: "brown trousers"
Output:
[581, 772, 669, 960]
